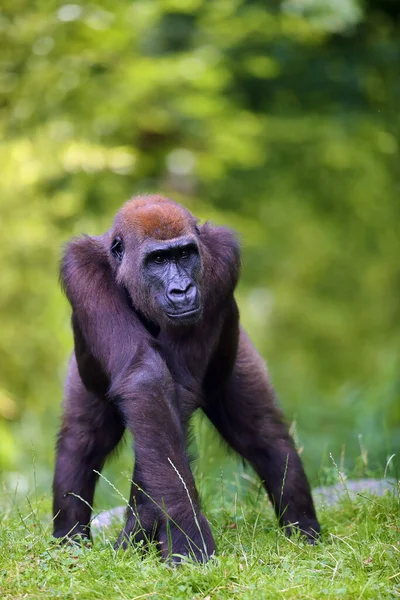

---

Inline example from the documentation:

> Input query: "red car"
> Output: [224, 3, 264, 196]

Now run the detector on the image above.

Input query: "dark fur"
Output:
[53, 196, 319, 562]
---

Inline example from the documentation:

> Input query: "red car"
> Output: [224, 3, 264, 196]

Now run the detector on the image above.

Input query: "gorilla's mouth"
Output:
[166, 307, 202, 323]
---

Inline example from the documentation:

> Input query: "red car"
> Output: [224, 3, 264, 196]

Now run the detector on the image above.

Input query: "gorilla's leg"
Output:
[53, 361, 125, 540]
[205, 331, 320, 541]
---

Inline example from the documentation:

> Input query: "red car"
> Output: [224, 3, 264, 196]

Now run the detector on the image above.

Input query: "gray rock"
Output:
[91, 506, 126, 531]
[313, 478, 398, 507]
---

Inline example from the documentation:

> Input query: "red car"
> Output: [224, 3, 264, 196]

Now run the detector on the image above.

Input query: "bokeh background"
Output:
[1, 0, 399, 508]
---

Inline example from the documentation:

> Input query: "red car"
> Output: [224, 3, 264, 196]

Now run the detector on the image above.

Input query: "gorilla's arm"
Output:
[61, 235, 144, 380]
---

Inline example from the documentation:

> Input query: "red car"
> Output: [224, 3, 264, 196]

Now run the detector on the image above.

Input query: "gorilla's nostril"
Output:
[186, 285, 196, 300]
[169, 282, 192, 297]
[170, 287, 184, 297]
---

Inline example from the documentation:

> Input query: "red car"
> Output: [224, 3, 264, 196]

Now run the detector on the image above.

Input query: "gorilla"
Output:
[53, 194, 319, 562]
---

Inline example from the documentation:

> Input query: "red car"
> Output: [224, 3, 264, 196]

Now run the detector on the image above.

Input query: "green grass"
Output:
[1, 481, 399, 599]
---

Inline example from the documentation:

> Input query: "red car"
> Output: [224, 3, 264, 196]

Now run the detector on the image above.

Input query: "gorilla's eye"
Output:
[111, 237, 124, 262]
[153, 253, 166, 264]
[180, 248, 190, 260]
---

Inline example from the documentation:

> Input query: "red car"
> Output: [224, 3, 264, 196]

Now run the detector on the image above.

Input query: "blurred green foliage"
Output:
[0, 0, 399, 498]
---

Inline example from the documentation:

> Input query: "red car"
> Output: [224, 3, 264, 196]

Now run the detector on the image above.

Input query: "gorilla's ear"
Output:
[61, 235, 142, 378]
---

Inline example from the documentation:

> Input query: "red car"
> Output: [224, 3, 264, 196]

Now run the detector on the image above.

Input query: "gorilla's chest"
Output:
[157, 332, 219, 420]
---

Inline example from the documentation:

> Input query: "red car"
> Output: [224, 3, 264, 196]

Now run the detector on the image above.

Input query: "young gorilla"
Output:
[53, 194, 319, 562]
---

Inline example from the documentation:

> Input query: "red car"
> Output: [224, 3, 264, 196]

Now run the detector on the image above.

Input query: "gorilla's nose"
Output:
[167, 280, 196, 307]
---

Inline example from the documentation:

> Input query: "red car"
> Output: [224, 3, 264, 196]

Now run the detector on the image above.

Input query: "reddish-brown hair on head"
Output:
[120, 195, 194, 240]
